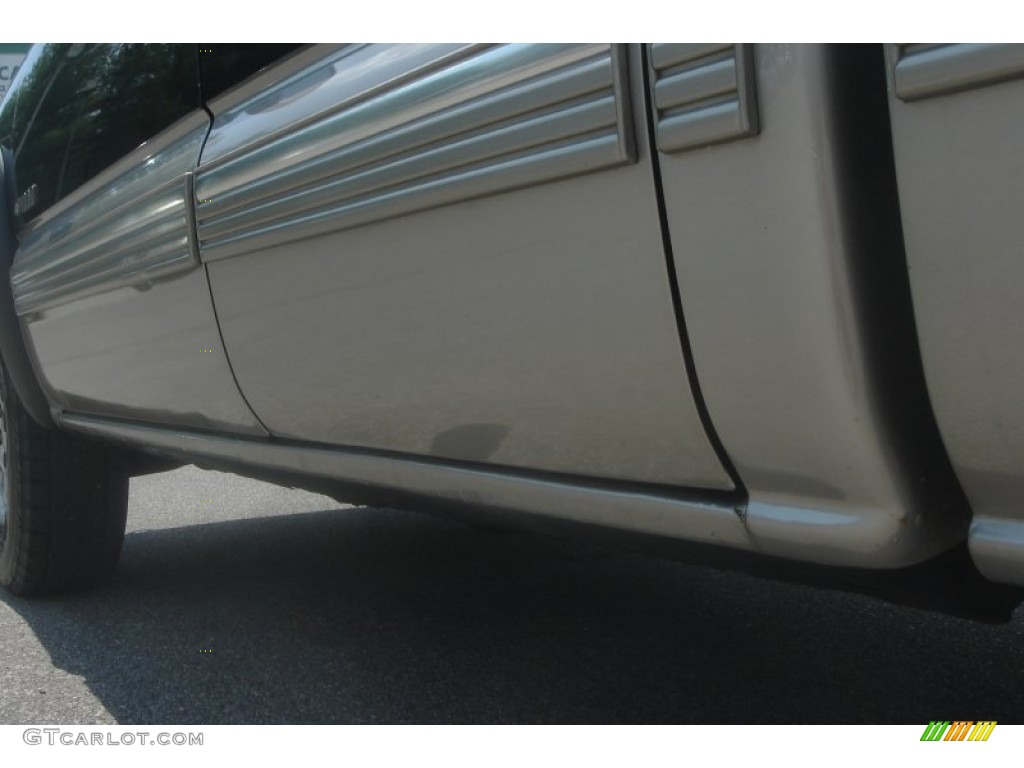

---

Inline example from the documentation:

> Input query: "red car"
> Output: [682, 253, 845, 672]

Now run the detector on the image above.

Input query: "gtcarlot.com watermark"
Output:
[23, 729, 203, 747]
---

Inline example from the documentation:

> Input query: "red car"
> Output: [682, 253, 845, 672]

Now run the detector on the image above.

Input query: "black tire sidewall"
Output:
[0, 357, 23, 587]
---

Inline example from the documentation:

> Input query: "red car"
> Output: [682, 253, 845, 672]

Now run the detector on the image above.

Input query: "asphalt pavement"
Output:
[1, 465, 1022, 724]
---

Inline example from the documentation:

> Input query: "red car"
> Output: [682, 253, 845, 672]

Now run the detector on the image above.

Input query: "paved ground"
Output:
[1, 465, 1023, 724]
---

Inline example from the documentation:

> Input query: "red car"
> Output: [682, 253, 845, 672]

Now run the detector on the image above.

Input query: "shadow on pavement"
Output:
[3, 506, 1024, 723]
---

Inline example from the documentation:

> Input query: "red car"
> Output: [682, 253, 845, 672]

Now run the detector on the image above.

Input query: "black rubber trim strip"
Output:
[60, 408, 742, 505]
[637, 45, 747, 506]
[0, 148, 55, 429]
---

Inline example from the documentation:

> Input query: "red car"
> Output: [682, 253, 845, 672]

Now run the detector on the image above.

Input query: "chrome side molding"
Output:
[11, 120, 208, 316]
[891, 44, 1024, 102]
[648, 43, 759, 153]
[196, 44, 638, 262]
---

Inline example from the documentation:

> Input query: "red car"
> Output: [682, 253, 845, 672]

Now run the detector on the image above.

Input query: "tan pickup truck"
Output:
[1, 44, 1022, 619]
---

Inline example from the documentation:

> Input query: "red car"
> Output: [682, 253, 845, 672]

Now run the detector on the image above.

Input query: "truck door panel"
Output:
[199, 44, 733, 489]
[2, 44, 265, 435]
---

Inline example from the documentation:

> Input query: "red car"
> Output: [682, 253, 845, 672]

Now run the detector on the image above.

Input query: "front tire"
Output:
[0, 359, 128, 596]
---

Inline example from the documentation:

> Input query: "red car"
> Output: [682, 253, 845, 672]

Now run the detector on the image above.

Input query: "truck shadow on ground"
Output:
[4, 505, 1024, 724]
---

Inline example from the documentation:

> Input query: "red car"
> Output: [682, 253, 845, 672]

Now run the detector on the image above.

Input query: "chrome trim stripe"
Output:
[202, 97, 619, 242]
[12, 124, 207, 315]
[649, 43, 758, 153]
[201, 44, 483, 169]
[201, 53, 614, 221]
[650, 43, 733, 71]
[202, 137, 625, 261]
[893, 43, 1024, 101]
[655, 58, 737, 110]
[60, 412, 754, 550]
[17, 111, 209, 234]
[197, 44, 636, 261]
